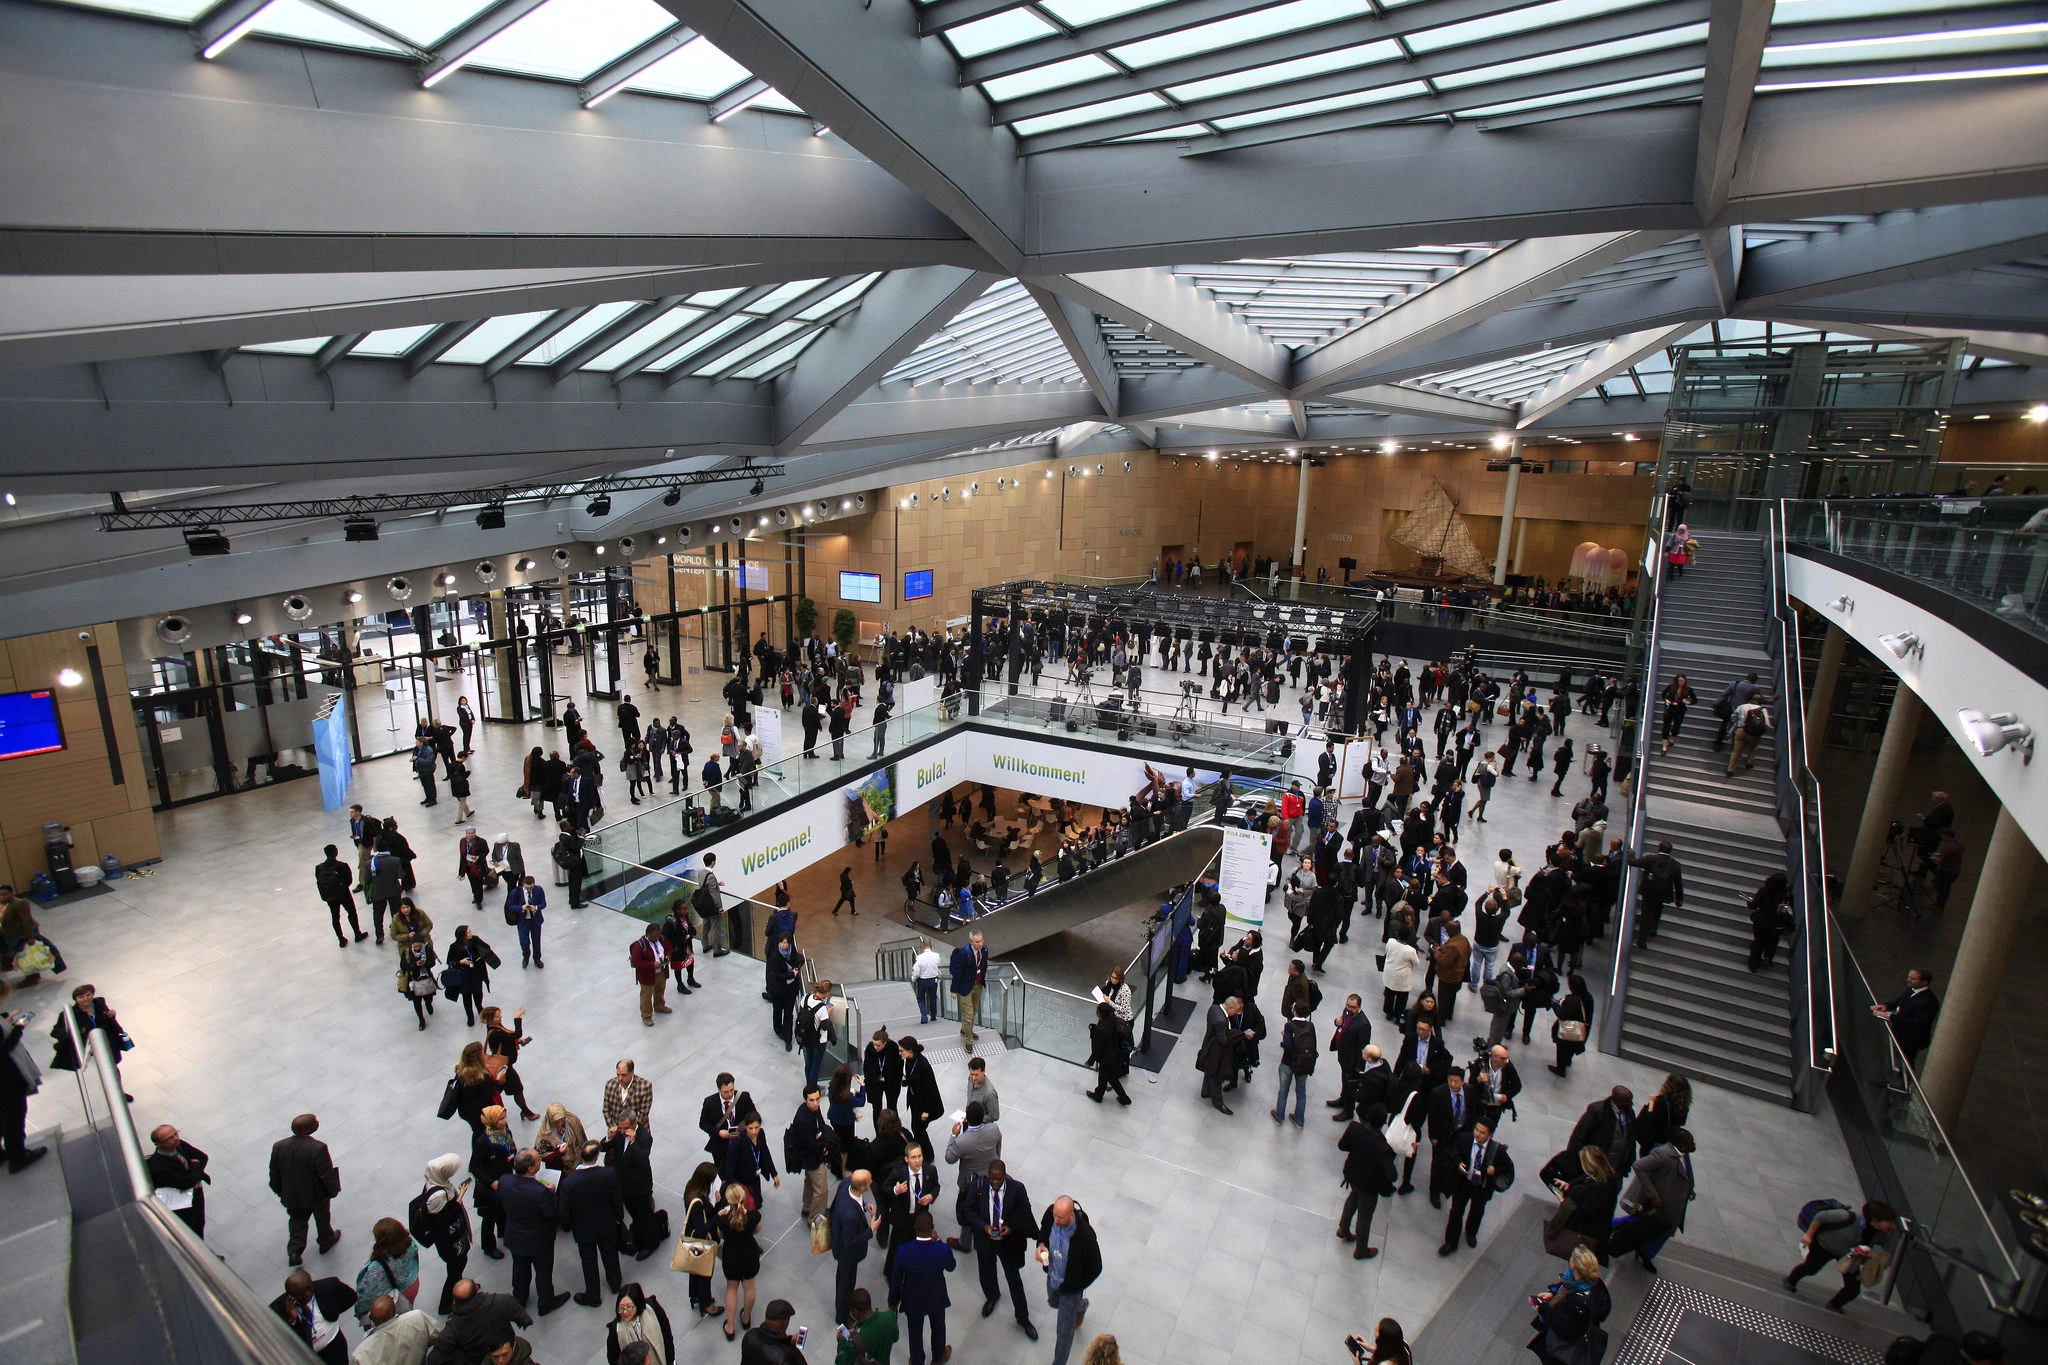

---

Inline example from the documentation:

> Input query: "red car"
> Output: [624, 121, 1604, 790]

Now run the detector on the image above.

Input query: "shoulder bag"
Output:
[670, 1199, 719, 1277]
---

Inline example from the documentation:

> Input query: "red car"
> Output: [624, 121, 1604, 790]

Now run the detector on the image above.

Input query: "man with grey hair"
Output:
[1197, 996, 1251, 1114]
[349, 1294, 435, 1365]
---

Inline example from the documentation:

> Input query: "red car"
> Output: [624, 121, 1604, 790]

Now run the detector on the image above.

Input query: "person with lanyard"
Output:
[146, 1123, 211, 1238]
[720, 1112, 780, 1210]
[1034, 1196, 1102, 1365]
[505, 873, 546, 970]
[270, 1269, 358, 1365]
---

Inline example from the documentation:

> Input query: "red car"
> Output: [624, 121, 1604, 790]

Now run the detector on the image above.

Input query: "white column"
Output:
[1804, 623, 1847, 768]
[1493, 451, 1523, 585]
[1291, 458, 1312, 577]
[1838, 685, 1923, 919]
[1920, 806, 2038, 1132]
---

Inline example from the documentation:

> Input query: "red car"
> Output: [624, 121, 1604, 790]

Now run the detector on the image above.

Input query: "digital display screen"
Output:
[839, 571, 881, 603]
[904, 570, 933, 601]
[0, 689, 66, 761]
[741, 562, 768, 591]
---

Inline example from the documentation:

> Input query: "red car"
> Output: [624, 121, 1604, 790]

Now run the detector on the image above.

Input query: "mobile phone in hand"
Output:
[794, 1327, 808, 1347]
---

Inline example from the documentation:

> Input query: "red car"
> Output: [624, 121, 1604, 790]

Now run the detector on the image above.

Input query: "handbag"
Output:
[437, 1077, 461, 1120]
[14, 940, 54, 974]
[1556, 1018, 1588, 1044]
[810, 1213, 831, 1254]
[1385, 1117, 1419, 1159]
[1544, 1227, 1595, 1259]
[409, 974, 438, 999]
[483, 1052, 510, 1083]
[670, 1232, 718, 1277]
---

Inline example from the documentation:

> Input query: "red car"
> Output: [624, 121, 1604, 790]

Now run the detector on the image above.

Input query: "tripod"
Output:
[1171, 691, 1200, 741]
[1873, 829, 1926, 923]
[1071, 669, 1097, 708]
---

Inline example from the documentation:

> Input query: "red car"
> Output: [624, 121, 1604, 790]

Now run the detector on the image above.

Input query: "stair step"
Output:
[1631, 962, 1791, 1015]
[1620, 1020, 1793, 1082]
[1617, 1041, 1792, 1105]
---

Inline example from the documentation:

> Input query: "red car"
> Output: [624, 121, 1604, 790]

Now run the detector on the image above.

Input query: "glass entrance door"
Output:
[133, 687, 231, 805]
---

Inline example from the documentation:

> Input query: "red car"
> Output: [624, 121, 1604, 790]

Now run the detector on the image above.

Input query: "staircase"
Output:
[1620, 528, 1797, 1104]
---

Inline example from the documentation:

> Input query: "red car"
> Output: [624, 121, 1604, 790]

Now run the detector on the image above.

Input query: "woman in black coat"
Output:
[897, 1037, 944, 1156]
[605, 1282, 675, 1365]
[1085, 1002, 1131, 1104]
[444, 926, 495, 1027]
[719, 1112, 779, 1209]
[1548, 973, 1595, 1076]
[470, 1107, 517, 1258]
[679, 1162, 724, 1318]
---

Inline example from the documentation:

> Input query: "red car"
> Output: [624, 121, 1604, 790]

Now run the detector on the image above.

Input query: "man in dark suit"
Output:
[1337, 1104, 1399, 1259]
[1873, 968, 1940, 1064]
[424, 1278, 531, 1365]
[830, 1169, 882, 1325]
[698, 1073, 755, 1170]
[558, 1143, 625, 1306]
[602, 1115, 664, 1260]
[1347, 1046, 1393, 1125]
[1197, 996, 1251, 1113]
[496, 1149, 571, 1315]
[1393, 1020, 1452, 1092]
[270, 1269, 358, 1365]
[1438, 1119, 1508, 1256]
[267, 1113, 342, 1267]
[1324, 995, 1374, 1121]
[966, 1159, 1038, 1339]
[1424, 1068, 1476, 1210]
[882, 1142, 942, 1295]
[1473, 1044, 1522, 1126]
[888, 1211, 956, 1365]
[1568, 1086, 1639, 1178]
[949, 931, 988, 1050]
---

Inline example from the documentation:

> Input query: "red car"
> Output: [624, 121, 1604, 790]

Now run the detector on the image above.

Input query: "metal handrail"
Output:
[1600, 517, 1667, 1053]
[64, 1005, 151, 1200]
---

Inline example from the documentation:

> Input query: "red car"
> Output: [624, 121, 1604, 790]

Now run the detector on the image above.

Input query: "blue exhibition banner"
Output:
[313, 696, 353, 811]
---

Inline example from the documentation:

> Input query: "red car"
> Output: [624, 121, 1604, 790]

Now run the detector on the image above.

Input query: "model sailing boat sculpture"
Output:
[1391, 478, 1493, 580]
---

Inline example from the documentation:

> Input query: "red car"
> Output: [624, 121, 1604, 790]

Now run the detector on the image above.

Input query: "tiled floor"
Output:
[14, 650, 1868, 1365]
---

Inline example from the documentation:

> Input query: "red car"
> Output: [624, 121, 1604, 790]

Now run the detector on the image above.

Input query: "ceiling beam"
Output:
[579, 23, 697, 108]
[405, 318, 488, 377]
[1293, 233, 1677, 396]
[661, 0, 1029, 271]
[1327, 384, 1517, 426]
[1743, 270, 2048, 333]
[775, 267, 999, 452]
[1737, 199, 2048, 310]
[801, 382, 1105, 453]
[0, 3, 980, 277]
[418, 0, 552, 89]
[1694, 0, 1774, 223]
[1514, 325, 1694, 427]
[1039, 270, 1289, 395]
[1025, 285, 1121, 420]
[0, 355, 774, 488]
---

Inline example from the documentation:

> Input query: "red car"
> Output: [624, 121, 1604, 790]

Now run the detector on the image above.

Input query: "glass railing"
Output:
[1830, 931, 2023, 1333]
[1236, 580, 1637, 652]
[1008, 965, 1097, 1067]
[1785, 495, 2048, 649]
[584, 695, 969, 877]
[976, 688, 1301, 767]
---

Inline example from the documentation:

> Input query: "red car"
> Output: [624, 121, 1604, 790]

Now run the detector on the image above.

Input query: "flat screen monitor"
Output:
[0, 689, 65, 761]
[839, 571, 881, 603]
[903, 569, 933, 601]
[740, 562, 768, 591]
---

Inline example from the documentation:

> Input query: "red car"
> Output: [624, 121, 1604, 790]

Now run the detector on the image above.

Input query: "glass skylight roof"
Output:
[909, 0, 2048, 151]
[225, 275, 883, 386]
[883, 281, 1088, 387]
[1175, 249, 1497, 349]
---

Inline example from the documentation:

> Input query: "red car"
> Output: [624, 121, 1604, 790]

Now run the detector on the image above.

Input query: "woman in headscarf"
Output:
[606, 1282, 675, 1365]
[352, 1217, 419, 1325]
[534, 1102, 587, 1173]
[471, 1104, 517, 1263]
[416, 1153, 473, 1314]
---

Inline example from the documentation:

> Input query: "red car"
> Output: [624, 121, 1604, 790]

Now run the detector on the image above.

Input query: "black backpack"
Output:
[407, 1189, 441, 1250]
[1744, 706, 1768, 736]
[691, 883, 719, 917]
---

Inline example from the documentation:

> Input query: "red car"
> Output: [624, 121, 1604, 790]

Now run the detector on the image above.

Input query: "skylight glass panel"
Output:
[435, 311, 555, 365]
[753, 279, 828, 312]
[797, 274, 882, 320]
[467, 0, 676, 83]
[1112, 0, 1372, 68]
[645, 315, 748, 371]
[1761, 25, 2048, 67]
[733, 330, 827, 381]
[694, 321, 802, 375]
[584, 306, 706, 371]
[1435, 24, 1707, 90]
[1168, 40, 1402, 101]
[1041, 0, 1179, 23]
[1759, 61, 2048, 90]
[1112, 123, 1212, 141]
[49, 1, 210, 19]
[1013, 92, 1168, 135]
[1460, 67, 1701, 117]
[983, 54, 1119, 102]
[241, 336, 330, 355]
[685, 287, 746, 308]
[1409, 0, 1655, 54]
[626, 37, 755, 98]
[750, 89, 807, 113]
[515, 300, 638, 365]
[1213, 81, 1429, 128]
[1773, 0, 2007, 22]
[350, 325, 439, 358]
[334, 1, 490, 47]
[946, 8, 1057, 58]
[252, 0, 405, 52]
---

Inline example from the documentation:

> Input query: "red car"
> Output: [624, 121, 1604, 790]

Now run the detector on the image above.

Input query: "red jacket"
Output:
[629, 936, 668, 984]
[1280, 792, 1305, 820]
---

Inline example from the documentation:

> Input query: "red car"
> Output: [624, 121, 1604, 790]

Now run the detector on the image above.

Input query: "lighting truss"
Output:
[973, 579, 1376, 646]
[99, 465, 785, 532]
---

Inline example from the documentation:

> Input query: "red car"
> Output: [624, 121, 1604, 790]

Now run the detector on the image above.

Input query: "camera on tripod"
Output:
[1182, 680, 1200, 697]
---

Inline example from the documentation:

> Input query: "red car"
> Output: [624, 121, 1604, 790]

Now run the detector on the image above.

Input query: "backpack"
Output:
[1480, 975, 1508, 1013]
[1744, 706, 1768, 736]
[1797, 1197, 1851, 1232]
[1283, 1019, 1317, 1075]
[407, 1189, 442, 1250]
[691, 883, 719, 917]
[796, 1001, 828, 1048]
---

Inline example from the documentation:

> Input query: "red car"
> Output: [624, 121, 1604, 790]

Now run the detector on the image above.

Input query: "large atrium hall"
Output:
[1, 4, 2046, 1365]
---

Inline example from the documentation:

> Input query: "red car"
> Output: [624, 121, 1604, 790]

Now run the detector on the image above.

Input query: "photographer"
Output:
[1344, 1318, 1412, 1365]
